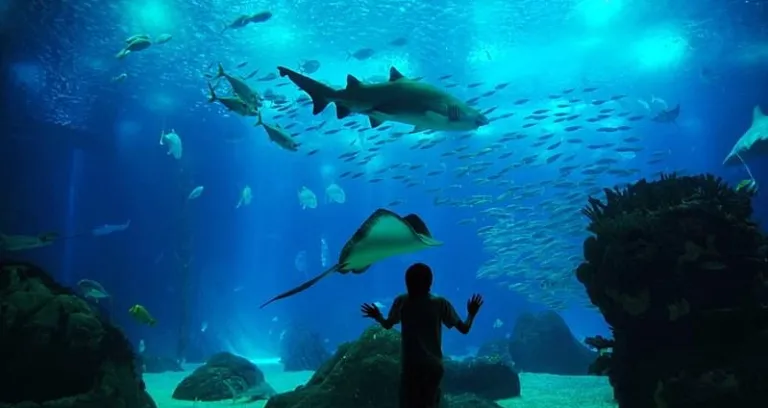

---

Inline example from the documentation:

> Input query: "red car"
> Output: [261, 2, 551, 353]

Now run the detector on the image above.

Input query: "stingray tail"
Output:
[260, 264, 340, 308]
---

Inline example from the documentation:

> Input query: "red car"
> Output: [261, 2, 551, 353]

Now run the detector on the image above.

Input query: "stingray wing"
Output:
[338, 209, 442, 271]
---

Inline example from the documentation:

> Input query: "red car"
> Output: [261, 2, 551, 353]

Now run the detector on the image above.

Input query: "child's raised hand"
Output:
[361, 303, 383, 319]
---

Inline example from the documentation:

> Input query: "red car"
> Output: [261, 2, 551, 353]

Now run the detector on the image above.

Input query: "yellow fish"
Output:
[128, 304, 157, 326]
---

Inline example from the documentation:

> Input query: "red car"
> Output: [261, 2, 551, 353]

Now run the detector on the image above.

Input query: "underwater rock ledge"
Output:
[576, 173, 768, 408]
[0, 260, 156, 408]
[264, 326, 520, 408]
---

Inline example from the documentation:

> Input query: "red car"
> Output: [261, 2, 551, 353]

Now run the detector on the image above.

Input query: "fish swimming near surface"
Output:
[276, 66, 489, 132]
[92, 220, 130, 236]
[651, 103, 680, 124]
[260, 208, 443, 308]
[723, 105, 768, 166]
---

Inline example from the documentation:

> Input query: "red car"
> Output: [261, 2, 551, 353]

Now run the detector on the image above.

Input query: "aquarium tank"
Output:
[1, 0, 767, 407]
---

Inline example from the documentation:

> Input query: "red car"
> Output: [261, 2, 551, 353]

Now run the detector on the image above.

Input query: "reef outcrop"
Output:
[576, 173, 768, 407]
[279, 324, 331, 371]
[0, 260, 155, 408]
[172, 352, 276, 402]
[264, 326, 519, 408]
[477, 311, 596, 375]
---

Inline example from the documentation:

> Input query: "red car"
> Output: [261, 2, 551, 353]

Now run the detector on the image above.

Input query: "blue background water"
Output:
[1, 0, 767, 361]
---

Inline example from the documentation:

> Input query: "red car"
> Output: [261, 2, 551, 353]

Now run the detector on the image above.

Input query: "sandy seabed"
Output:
[144, 363, 616, 408]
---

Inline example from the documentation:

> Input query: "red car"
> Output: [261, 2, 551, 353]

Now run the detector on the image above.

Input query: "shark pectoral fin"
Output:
[753, 105, 766, 121]
[345, 75, 362, 88]
[389, 67, 406, 81]
[369, 116, 384, 128]
[260, 265, 340, 308]
[336, 105, 352, 119]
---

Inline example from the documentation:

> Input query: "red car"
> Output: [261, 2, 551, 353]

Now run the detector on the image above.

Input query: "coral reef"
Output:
[477, 311, 596, 375]
[172, 352, 276, 402]
[279, 324, 331, 371]
[584, 335, 613, 377]
[264, 326, 519, 408]
[576, 173, 768, 407]
[0, 260, 156, 408]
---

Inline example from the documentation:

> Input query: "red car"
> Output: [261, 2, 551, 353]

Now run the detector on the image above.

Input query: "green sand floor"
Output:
[144, 364, 616, 408]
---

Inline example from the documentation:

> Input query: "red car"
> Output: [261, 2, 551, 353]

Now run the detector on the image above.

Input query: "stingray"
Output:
[723, 105, 768, 166]
[260, 208, 442, 308]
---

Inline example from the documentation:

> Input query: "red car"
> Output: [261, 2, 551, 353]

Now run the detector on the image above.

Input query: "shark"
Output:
[92, 220, 130, 236]
[651, 103, 680, 124]
[724, 105, 768, 166]
[276, 66, 489, 132]
[260, 208, 443, 308]
[0, 232, 58, 251]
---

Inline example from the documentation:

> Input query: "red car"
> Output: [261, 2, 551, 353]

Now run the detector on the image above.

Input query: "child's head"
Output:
[405, 263, 433, 296]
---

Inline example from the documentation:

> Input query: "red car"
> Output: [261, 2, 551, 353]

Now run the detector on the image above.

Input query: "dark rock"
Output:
[265, 326, 516, 408]
[139, 355, 183, 373]
[171, 352, 276, 402]
[0, 260, 155, 408]
[577, 173, 768, 408]
[507, 311, 596, 375]
[279, 325, 331, 371]
[443, 357, 520, 399]
[476, 339, 515, 368]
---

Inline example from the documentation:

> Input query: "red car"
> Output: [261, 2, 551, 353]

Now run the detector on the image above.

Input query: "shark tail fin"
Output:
[256, 111, 263, 126]
[207, 83, 217, 102]
[216, 63, 226, 78]
[276, 66, 334, 115]
[260, 264, 340, 308]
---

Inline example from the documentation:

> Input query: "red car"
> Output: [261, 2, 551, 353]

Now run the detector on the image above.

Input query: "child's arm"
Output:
[442, 294, 483, 334]
[376, 296, 405, 329]
[454, 313, 476, 334]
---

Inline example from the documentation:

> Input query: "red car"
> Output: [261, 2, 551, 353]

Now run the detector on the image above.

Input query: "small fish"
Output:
[129, 304, 157, 326]
[188, 186, 204, 200]
[389, 37, 408, 47]
[735, 179, 758, 194]
[154, 33, 173, 44]
[111, 73, 128, 83]
[255, 112, 300, 151]
[77, 279, 111, 301]
[348, 48, 375, 60]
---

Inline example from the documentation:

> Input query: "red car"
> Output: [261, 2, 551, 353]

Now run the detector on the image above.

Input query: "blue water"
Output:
[1, 0, 767, 362]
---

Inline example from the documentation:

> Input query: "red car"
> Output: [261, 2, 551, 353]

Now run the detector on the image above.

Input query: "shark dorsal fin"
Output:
[389, 67, 405, 81]
[753, 105, 765, 122]
[346, 75, 362, 88]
